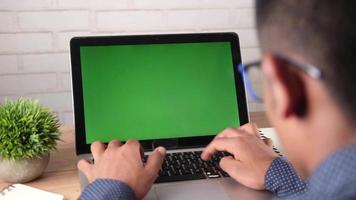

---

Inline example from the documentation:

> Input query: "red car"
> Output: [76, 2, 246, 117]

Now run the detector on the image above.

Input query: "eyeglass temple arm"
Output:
[237, 64, 262, 102]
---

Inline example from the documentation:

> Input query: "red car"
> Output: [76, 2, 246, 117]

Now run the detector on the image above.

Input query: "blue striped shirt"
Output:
[79, 145, 356, 200]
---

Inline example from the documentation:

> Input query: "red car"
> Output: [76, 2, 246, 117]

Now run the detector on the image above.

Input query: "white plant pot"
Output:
[0, 154, 50, 183]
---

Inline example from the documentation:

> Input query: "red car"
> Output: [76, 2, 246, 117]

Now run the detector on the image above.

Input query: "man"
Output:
[78, 0, 356, 199]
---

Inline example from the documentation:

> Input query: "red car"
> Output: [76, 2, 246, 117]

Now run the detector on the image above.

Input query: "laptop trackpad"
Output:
[154, 181, 229, 200]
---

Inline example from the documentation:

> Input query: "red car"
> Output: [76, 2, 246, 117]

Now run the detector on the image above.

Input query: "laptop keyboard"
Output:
[143, 151, 231, 183]
[146, 131, 282, 183]
[88, 132, 281, 184]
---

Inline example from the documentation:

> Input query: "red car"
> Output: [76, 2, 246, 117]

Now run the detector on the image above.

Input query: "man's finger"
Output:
[239, 123, 259, 137]
[124, 140, 143, 160]
[107, 140, 122, 149]
[263, 138, 273, 147]
[219, 156, 240, 177]
[216, 128, 242, 138]
[145, 147, 166, 181]
[77, 159, 93, 182]
[201, 138, 238, 160]
[91, 141, 106, 160]
[125, 140, 141, 148]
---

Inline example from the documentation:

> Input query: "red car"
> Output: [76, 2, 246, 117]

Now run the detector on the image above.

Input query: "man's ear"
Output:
[262, 55, 307, 118]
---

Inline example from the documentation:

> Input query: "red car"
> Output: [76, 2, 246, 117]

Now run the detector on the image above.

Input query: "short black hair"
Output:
[256, 0, 356, 120]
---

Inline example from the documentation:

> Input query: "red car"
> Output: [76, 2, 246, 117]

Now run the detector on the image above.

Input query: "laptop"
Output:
[70, 32, 275, 200]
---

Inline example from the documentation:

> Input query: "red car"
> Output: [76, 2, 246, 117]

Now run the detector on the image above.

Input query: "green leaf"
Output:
[0, 98, 61, 160]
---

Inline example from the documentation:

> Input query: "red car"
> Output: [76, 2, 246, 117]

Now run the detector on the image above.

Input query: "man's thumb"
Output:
[263, 137, 273, 147]
[77, 159, 93, 182]
[219, 156, 240, 177]
[145, 146, 166, 178]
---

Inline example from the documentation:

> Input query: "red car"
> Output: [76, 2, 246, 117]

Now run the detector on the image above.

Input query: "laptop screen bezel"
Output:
[70, 32, 249, 155]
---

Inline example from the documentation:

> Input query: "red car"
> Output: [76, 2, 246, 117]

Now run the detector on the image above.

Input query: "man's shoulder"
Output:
[308, 145, 356, 197]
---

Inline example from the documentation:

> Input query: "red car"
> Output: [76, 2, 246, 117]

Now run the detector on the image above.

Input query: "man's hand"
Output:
[201, 123, 278, 190]
[77, 140, 166, 200]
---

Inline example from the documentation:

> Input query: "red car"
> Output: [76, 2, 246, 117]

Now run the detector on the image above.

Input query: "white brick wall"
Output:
[0, 73, 57, 94]
[0, 0, 263, 125]
[22, 53, 70, 72]
[0, 33, 53, 53]
[167, 10, 231, 30]
[132, 0, 254, 9]
[0, 12, 18, 32]
[97, 11, 165, 31]
[19, 11, 90, 31]
[0, 0, 55, 10]
[0, 55, 18, 73]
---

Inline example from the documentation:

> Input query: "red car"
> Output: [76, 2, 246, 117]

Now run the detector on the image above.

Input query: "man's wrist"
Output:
[264, 157, 307, 197]
[79, 179, 136, 200]
[265, 157, 285, 192]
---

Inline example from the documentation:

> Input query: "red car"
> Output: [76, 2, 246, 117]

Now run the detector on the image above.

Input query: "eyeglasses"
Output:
[238, 55, 323, 103]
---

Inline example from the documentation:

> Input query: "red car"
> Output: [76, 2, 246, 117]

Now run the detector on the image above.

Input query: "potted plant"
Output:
[0, 98, 61, 183]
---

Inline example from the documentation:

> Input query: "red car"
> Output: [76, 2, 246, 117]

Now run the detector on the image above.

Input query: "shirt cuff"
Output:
[265, 157, 307, 197]
[78, 179, 136, 200]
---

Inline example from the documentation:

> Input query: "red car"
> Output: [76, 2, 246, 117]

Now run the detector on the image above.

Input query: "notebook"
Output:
[0, 184, 63, 200]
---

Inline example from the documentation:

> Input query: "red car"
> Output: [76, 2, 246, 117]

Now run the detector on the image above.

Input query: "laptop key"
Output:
[148, 150, 231, 183]
[193, 168, 203, 174]
[221, 171, 230, 177]
[182, 169, 192, 175]
[159, 170, 170, 177]
[206, 172, 221, 178]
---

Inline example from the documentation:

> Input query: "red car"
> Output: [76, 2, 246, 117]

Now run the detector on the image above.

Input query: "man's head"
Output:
[255, 0, 356, 177]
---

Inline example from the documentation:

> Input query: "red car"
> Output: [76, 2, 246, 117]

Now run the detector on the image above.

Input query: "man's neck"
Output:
[303, 103, 356, 178]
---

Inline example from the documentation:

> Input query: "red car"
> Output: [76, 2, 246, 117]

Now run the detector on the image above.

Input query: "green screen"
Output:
[80, 42, 240, 144]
